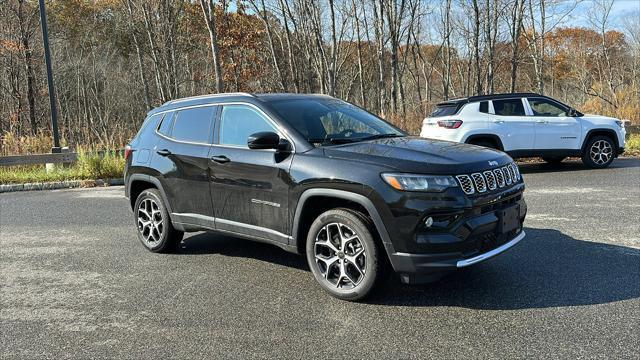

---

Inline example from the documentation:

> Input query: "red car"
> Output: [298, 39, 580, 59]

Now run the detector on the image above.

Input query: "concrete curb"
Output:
[0, 178, 124, 193]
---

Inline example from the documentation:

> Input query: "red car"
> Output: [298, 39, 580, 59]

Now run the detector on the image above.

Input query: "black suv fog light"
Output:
[424, 217, 434, 228]
[422, 213, 461, 230]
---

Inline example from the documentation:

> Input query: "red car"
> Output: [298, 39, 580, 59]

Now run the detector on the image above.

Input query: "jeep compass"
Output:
[124, 93, 527, 300]
[421, 92, 625, 168]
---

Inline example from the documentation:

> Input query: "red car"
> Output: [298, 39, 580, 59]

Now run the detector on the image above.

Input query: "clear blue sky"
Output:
[562, 0, 639, 30]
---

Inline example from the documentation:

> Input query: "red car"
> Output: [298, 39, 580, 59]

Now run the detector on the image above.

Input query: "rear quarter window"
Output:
[157, 111, 174, 136]
[133, 113, 164, 141]
[430, 104, 460, 117]
[479, 101, 489, 113]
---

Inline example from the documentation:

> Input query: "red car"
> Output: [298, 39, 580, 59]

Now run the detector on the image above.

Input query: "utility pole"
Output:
[38, 0, 61, 152]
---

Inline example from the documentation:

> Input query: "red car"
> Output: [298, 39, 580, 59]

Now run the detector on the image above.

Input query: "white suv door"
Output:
[489, 98, 535, 151]
[526, 97, 581, 150]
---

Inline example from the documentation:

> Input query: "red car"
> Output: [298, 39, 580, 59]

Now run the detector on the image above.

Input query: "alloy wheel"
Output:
[137, 198, 164, 247]
[590, 139, 613, 165]
[313, 222, 366, 289]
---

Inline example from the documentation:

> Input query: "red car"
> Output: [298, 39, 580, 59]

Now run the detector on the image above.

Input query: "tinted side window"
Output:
[430, 104, 460, 117]
[157, 112, 174, 136]
[527, 98, 568, 116]
[171, 107, 215, 143]
[219, 105, 276, 147]
[493, 99, 525, 116]
[479, 101, 488, 113]
[136, 113, 164, 139]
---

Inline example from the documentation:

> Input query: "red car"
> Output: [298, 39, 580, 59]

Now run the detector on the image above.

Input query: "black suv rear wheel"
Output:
[305, 208, 381, 301]
[582, 135, 615, 169]
[134, 188, 183, 253]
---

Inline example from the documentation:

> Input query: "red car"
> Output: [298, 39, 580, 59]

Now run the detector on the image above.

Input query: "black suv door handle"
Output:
[211, 155, 230, 163]
[156, 149, 172, 157]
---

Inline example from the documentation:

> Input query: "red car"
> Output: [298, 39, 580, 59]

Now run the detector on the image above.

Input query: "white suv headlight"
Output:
[381, 173, 458, 192]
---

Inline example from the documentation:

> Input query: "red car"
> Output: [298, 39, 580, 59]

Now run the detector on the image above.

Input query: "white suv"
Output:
[420, 93, 626, 168]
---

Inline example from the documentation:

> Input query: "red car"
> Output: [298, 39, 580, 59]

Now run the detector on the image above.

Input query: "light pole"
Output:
[38, 0, 61, 153]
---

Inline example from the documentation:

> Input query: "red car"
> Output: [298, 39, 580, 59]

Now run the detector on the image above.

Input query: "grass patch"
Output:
[0, 150, 125, 184]
[625, 133, 640, 157]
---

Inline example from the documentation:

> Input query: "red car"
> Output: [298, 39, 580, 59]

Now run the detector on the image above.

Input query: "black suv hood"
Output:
[323, 136, 512, 174]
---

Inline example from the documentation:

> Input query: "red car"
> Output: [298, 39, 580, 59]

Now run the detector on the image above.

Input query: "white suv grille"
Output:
[456, 162, 521, 195]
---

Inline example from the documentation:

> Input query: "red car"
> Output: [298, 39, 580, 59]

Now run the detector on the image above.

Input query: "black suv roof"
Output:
[149, 92, 332, 116]
[437, 92, 543, 106]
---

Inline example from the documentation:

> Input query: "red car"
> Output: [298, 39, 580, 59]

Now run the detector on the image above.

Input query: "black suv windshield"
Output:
[269, 98, 405, 145]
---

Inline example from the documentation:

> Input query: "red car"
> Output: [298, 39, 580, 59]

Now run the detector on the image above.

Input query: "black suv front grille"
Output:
[456, 162, 520, 195]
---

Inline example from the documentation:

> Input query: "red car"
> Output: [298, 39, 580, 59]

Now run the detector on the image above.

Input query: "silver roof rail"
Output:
[163, 92, 256, 106]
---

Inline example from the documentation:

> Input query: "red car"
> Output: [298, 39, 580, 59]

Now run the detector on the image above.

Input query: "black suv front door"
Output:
[208, 103, 294, 244]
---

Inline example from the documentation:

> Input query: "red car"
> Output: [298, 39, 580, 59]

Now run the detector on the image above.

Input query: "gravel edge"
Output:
[0, 178, 124, 193]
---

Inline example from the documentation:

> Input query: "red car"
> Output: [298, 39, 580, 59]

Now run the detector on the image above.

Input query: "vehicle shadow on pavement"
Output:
[176, 228, 639, 309]
[369, 227, 640, 309]
[517, 158, 639, 174]
[177, 232, 310, 272]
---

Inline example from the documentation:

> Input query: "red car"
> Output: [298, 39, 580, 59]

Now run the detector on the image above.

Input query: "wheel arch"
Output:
[127, 174, 174, 216]
[291, 189, 393, 256]
[581, 128, 619, 152]
[464, 134, 505, 150]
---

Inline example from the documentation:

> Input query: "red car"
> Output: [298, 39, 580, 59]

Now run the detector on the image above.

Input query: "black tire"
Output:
[582, 135, 615, 169]
[133, 188, 183, 253]
[305, 208, 382, 301]
[542, 156, 566, 164]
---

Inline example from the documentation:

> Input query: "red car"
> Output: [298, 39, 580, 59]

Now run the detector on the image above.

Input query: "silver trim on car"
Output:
[455, 175, 475, 195]
[471, 173, 487, 193]
[152, 101, 297, 152]
[456, 162, 521, 195]
[456, 230, 526, 267]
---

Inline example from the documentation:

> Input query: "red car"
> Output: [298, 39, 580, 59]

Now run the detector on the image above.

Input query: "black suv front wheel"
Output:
[134, 188, 183, 253]
[306, 208, 381, 301]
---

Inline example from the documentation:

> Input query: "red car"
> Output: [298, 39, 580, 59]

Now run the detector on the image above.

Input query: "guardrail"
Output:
[0, 152, 77, 167]
[0, 149, 124, 167]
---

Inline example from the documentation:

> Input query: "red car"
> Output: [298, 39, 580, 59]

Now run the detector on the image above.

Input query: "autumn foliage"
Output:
[0, 0, 638, 154]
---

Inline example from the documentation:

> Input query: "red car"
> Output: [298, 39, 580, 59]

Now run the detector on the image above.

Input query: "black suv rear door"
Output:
[208, 103, 294, 244]
[152, 105, 217, 226]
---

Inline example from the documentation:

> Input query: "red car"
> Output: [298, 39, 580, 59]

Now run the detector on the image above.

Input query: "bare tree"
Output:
[508, 0, 526, 92]
[200, 0, 224, 92]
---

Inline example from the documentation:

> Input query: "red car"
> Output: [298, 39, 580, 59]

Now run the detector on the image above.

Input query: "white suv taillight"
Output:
[437, 120, 463, 129]
[124, 145, 133, 160]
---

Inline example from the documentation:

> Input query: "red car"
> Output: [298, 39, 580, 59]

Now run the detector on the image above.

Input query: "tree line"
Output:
[1, 0, 638, 152]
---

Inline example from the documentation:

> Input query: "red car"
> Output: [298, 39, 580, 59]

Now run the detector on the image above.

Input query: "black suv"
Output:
[124, 93, 527, 300]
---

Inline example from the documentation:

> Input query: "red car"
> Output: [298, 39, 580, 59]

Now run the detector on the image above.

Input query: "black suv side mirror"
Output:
[248, 131, 285, 150]
[568, 108, 578, 117]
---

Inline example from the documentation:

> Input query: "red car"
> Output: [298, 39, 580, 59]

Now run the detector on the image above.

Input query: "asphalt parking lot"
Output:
[1, 159, 639, 359]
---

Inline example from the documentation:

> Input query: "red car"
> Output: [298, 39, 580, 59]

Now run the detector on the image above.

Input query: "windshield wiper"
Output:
[307, 137, 360, 146]
[308, 133, 403, 146]
[356, 134, 404, 141]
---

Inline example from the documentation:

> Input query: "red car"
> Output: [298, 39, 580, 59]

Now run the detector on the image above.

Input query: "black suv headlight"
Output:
[381, 173, 458, 192]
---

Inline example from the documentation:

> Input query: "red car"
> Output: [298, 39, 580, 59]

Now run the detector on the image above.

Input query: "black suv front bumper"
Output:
[383, 186, 527, 284]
